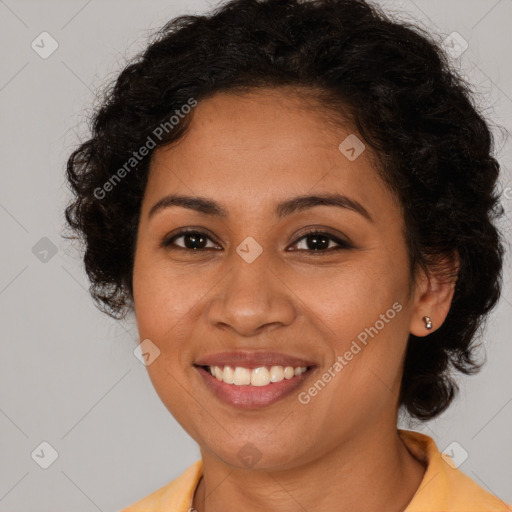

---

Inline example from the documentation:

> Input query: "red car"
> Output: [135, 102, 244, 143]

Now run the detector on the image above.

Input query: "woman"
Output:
[64, 0, 510, 510]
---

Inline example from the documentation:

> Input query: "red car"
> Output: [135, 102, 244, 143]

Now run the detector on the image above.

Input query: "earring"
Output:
[423, 316, 433, 330]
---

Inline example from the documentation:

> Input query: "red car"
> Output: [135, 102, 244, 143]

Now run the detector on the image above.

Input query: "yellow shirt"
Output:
[121, 429, 511, 511]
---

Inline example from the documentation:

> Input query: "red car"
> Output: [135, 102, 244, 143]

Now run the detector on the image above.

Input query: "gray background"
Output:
[0, 0, 511, 510]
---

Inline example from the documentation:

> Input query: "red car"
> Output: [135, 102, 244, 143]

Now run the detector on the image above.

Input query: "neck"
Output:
[192, 423, 425, 512]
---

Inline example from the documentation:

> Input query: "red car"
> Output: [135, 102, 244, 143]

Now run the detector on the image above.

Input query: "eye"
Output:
[161, 229, 221, 251]
[288, 230, 352, 252]
[161, 228, 352, 253]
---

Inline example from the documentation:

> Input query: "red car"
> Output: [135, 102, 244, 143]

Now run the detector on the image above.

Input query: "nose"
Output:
[206, 250, 296, 337]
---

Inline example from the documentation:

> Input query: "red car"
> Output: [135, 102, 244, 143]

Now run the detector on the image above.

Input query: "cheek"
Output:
[286, 256, 408, 340]
[133, 248, 205, 339]
[132, 254, 200, 419]
[288, 254, 411, 406]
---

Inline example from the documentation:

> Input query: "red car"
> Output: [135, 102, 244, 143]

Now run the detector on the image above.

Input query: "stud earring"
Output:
[423, 316, 433, 330]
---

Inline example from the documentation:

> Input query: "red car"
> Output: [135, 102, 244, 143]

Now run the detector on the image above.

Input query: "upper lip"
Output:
[194, 351, 316, 369]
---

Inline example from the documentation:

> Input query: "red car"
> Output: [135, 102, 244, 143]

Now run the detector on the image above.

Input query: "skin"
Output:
[132, 87, 457, 512]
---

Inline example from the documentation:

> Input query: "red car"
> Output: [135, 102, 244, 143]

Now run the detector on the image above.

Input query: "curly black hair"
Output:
[64, 0, 505, 421]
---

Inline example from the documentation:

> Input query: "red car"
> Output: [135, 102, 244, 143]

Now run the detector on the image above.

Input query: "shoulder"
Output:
[120, 459, 202, 512]
[399, 429, 511, 512]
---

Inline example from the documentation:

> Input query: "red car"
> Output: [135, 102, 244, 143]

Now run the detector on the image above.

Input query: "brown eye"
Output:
[162, 230, 220, 250]
[289, 231, 352, 252]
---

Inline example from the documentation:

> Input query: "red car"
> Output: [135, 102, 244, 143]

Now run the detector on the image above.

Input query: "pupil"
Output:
[185, 233, 206, 249]
[308, 235, 328, 251]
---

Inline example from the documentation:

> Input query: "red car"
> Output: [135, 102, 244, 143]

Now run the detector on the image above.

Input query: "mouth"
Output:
[193, 352, 316, 409]
[199, 364, 310, 385]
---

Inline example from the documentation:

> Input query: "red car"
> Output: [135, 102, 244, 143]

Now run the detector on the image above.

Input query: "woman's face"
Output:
[133, 88, 427, 470]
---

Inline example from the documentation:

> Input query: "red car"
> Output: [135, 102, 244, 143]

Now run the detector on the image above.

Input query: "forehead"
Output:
[144, 89, 399, 220]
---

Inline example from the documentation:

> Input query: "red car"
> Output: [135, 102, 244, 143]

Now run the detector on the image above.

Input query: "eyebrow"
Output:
[148, 193, 373, 222]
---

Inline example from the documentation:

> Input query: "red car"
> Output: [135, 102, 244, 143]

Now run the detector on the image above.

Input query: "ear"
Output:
[410, 252, 459, 337]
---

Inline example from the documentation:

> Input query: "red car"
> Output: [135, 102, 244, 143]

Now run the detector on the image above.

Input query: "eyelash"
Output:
[161, 228, 352, 253]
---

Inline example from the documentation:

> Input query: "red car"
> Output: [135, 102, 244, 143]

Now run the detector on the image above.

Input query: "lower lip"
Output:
[195, 366, 313, 409]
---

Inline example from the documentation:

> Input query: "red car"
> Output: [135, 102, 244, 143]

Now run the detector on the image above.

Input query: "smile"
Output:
[205, 364, 308, 386]
[195, 364, 315, 409]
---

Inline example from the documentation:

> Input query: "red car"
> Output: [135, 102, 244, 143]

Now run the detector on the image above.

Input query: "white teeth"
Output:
[206, 365, 308, 386]
[233, 367, 251, 385]
[251, 367, 270, 386]
[269, 365, 284, 382]
[284, 366, 295, 379]
[223, 365, 235, 384]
